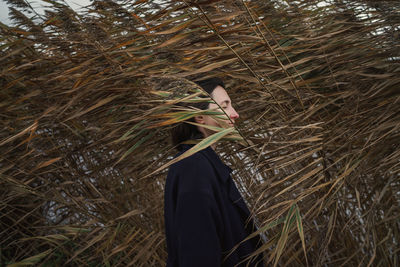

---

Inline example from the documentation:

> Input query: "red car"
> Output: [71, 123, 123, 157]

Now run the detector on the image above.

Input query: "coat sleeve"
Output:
[174, 156, 222, 267]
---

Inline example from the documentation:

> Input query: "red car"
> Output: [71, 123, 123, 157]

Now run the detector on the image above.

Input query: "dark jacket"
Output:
[164, 144, 263, 267]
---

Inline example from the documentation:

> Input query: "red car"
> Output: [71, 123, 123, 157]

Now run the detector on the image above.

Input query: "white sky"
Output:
[0, 0, 91, 25]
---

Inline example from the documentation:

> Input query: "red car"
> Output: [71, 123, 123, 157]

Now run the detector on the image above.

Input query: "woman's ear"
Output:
[194, 115, 205, 124]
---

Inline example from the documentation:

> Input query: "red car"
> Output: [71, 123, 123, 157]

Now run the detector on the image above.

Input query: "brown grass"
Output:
[1, 0, 399, 266]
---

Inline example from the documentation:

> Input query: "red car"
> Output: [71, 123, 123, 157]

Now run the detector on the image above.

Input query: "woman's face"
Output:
[195, 85, 239, 137]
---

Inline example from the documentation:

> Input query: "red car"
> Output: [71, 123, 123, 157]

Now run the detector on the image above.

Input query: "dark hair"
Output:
[170, 77, 225, 148]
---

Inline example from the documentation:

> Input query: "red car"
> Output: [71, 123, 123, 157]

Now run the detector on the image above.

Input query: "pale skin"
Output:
[194, 85, 239, 149]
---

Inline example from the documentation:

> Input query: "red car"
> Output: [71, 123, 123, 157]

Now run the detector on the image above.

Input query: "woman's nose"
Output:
[230, 108, 239, 120]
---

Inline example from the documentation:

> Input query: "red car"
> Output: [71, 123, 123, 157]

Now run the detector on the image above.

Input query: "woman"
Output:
[164, 78, 263, 267]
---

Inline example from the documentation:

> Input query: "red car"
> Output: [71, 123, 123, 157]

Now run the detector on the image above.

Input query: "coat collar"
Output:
[178, 143, 232, 183]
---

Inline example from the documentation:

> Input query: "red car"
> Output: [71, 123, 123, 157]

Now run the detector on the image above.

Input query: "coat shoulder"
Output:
[170, 150, 209, 172]
[167, 150, 217, 194]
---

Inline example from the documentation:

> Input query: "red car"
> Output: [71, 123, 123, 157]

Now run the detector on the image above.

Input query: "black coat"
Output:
[164, 144, 263, 267]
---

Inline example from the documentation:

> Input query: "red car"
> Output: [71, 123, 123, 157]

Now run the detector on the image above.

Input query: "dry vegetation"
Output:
[1, 0, 399, 266]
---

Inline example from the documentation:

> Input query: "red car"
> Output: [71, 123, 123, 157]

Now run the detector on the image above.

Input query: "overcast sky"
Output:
[0, 0, 91, 25]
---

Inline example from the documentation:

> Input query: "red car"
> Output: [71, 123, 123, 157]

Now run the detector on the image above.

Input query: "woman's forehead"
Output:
[211, 86, 230, 101]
